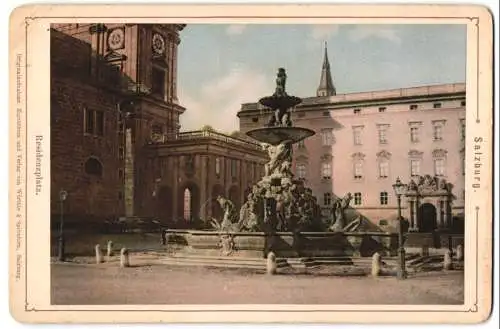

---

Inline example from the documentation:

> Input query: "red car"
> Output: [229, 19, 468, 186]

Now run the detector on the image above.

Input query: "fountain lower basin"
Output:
[165, 229, 399, 258]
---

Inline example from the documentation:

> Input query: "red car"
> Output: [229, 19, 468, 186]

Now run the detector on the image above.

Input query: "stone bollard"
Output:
[106, 241, 113, 261]
[443, 249, 453, 270]
[371, 252, 382, 277]
[266, 252, 277, 275]
[161, 230, 167, 245]
[421, 245, 429, 257]
[120, 248, 130, 268]
[456, 244, 464, 261]
[95, 244, 103, 264]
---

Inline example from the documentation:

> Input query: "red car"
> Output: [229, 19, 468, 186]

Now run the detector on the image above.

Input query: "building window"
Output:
[353, 108, 361, 114]
[380, 192, 388, 205]
[321, 129, 333, 146]
[462, 190, 465, 201]
[353, 126, 363, 145]
[118, 147, 124, 159]
[378, 107, 386, 113]
[85, 108, 95, 134]
[118, 168, 123, 180]
[378, 125, 388, 144]
[434, 158, 445, 176]
[433, 124, 443, 141]
[252, 117, 258, 123]
[321, 162, 331, 180]
[410, 159, 420, 177]
[151, 67, 165, 98]
[296, 164, 306, 179]
[183, 188, 191, 221]
[84, 157, 103, 176]
[84, 109, 105, 136]
[215, 157, 221, 176]
[354, 161, 363, 179]
[378, 161, 389, 178]
[409, 104, 418, 110]
[323, 111, 330, 117]
[354, 192, 362, 205]
[410, 127, 419, 143]
[433, 102, 442, 109]
[461, 100, 466, 107]
[323, 192, 332, 206]
[95, 111, 104, 136]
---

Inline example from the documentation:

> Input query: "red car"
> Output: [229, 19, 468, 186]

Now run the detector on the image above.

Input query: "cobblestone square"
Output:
[51, 263, 464, 305]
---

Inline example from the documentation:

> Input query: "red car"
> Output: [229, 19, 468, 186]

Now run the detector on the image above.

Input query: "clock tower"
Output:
[87, 23, 186, 136]
[86, 23, 186, 217]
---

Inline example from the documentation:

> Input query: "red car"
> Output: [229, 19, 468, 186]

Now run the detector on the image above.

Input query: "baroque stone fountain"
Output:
[165, 69, 398, 265]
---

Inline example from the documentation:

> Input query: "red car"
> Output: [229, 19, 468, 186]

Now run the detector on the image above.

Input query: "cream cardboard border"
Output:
[8, 4, 494, 324]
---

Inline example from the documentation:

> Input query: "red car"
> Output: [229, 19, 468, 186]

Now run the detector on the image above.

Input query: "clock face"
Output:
[152, 33, 166, 55]
[107, 28, 125, 50]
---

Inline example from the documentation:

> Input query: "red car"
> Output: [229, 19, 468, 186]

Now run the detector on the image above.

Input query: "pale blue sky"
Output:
[177, 24, 466, 132]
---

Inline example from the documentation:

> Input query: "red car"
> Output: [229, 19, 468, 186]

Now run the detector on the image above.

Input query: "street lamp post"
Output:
[58, 189, 68, 262]
[392, 177, 408, 280]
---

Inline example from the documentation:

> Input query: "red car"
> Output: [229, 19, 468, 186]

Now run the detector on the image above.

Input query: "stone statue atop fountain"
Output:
[274, 67, 287, 97]
[265, 68, 293, 127]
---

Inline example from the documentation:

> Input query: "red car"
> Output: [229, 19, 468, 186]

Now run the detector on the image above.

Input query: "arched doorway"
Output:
[211, 184, 225, 220]
[156, 186, 172, 223]
[183, 188, 192, 221]
[418, 203, 437, 232]
[177, 183, 200, 225]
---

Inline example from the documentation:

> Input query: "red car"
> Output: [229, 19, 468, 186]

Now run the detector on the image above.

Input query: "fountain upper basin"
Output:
[246, 126, 315, 145]
[259, 94, 302, 109]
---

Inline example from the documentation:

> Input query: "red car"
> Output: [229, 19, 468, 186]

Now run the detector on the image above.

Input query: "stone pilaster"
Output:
[169, 37, 175, 103]
[437, 200, 444, 229]
[200, 155, 208, 220]
[88, 24, 107, 79]
[172, 39, 179, 103]
[408, 199, 415, 230]
[124, 128, 134, 217]
[413, 200, 419, 231]
[443, 199, 450, 228]
[172, 157, 179, 220]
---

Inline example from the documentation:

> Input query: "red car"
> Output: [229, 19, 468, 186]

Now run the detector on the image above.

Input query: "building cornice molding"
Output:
[237, 90, 466, 117]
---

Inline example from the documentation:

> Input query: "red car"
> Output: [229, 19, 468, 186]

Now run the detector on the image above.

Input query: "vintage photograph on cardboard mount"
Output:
[9, 4, 493, 324]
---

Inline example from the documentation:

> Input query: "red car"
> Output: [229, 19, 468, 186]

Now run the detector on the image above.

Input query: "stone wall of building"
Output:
[136, 132, 267, 226]
[50, 25, 185, 226]
[51, 74, 124, 223]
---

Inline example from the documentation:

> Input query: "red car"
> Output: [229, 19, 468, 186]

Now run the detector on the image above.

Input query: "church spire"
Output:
[316, 42, 336, 97]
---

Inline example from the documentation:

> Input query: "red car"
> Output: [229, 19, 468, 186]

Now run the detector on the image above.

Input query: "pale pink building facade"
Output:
[238, 47, 466, 227]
